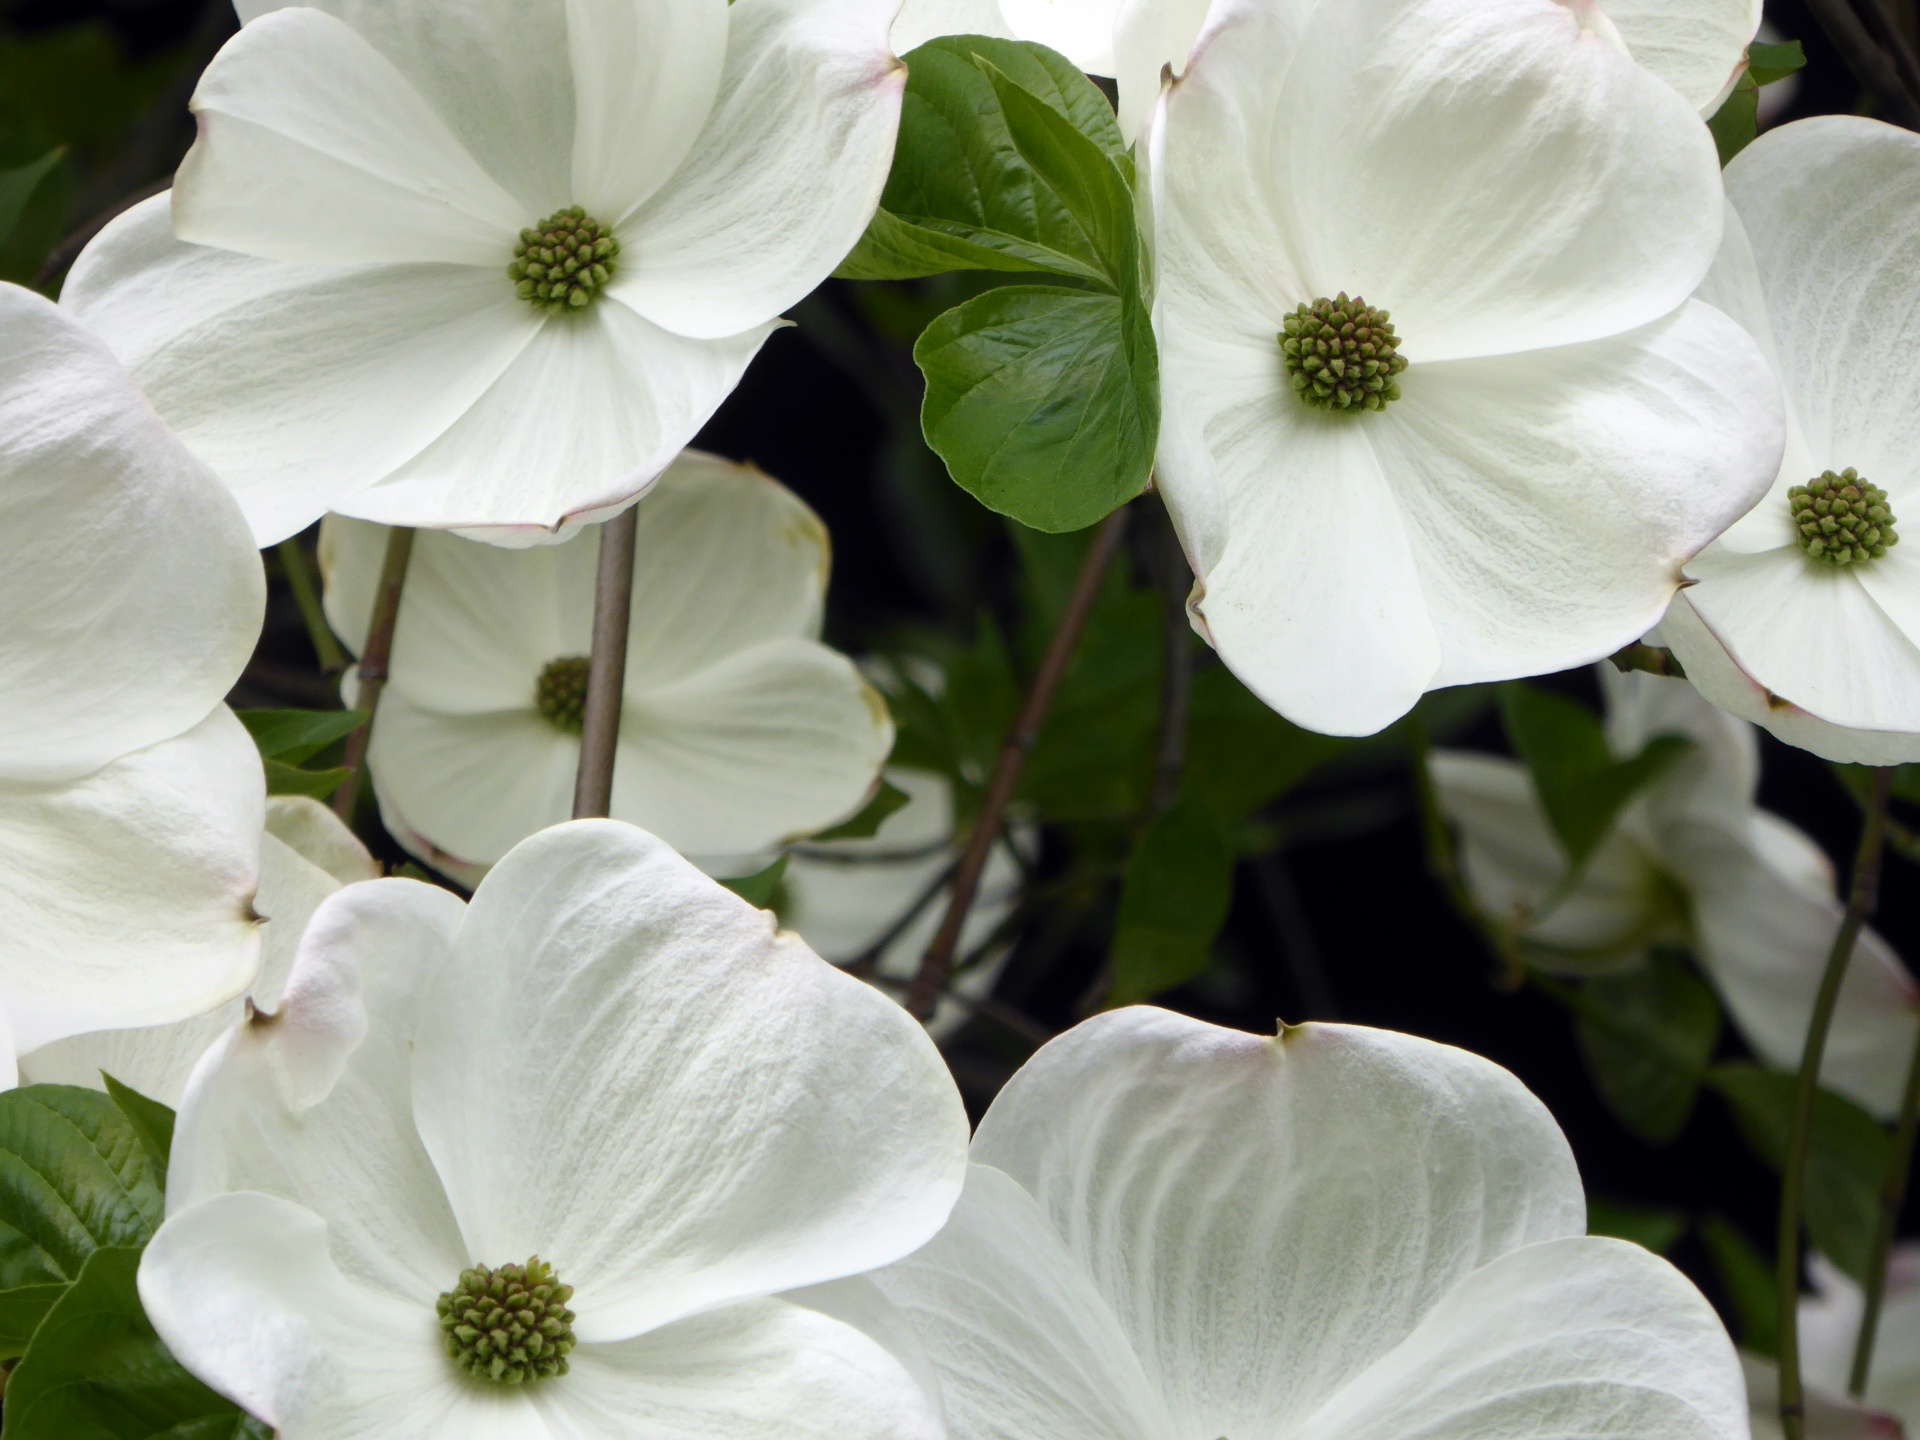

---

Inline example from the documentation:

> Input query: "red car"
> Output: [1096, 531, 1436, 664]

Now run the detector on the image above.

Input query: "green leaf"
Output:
[1185, 667, 1352, 825]
[262, 758, 350, 800]
[719, 855, 789, 909]
[234, 708, 366, 764]
[1700, 1213, 1780, 1356]
[1747, 39, 1807, 87]
[838, 37, 1126, 284]
[2, 1246, 270, 1440]
[1572, 954, 1721, 1144]
[99, 1078, 173, 1193]
[916, 284, 1157, 532]
[0, 147, 62, 249]
[1023, 585, 1162, 821]
[1709, 1063, 1891, 1280]
[0, 1086, 166, 1358]
[1500, 683, 1690, 874]
[1587, 1197, 1687, 1255]
[1707, 40, 1804, 167]
[810, 781, 912, 842]
[1108, 796, 1235, 1006]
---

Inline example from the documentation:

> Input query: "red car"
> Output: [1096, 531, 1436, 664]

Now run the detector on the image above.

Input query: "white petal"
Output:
[1155, 330, 1440, 737]
[1743, 1351, 1907, 1440]
[0, 708, 263, 1054]
[236, 0, 576, 218]
[1724, 117, 1920, 496]
[567, 0, 730, 221]
[611, 0, 903, 339]
[622, 640, 894, 856]
[1370, 301, 1781, 690]
[0, 285, 262, 783]
[339, 300, 777, 537]
[970, 1008, 1586, 1438]
[536, 1298, 943, 1440]
[1292, 1237, 1746, 1440]
[890, 0, 1016, 54]
[1605, 0, 1761, 113]
[265, 794, 381, 887]
[18, 825, 342, 1105]
[1270, 0, 1723, 363]
[63, 195, 539, 546]
[176, 7, 525, 266]
[996, 0, 1120, 72]
[867, 1162, 1177, 1440]
[141, 1192, 536, 1440]
[1113, 0, 1209, 139]
[1679, 811, 1920, 1119]
[412, 821, 968, 1342]
[1599, 666, 1759, 826]
[1661, 594, 1920, 764]
[168, 878, 471, 1304]
[1801, 1251, 1920, 1428]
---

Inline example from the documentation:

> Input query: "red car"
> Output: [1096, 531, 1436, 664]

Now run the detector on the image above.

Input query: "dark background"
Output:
[4, 0, 1908, 1349]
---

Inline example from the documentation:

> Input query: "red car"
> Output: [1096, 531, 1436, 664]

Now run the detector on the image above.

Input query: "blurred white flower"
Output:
[782, 767, 1027, 1038]
[62, 0, 904, 547]
[1151, 0, 1780, 737]
[1667, 117, 1920, 764]
[142, 821, 968, 1439]
[0, 282, 266, 1075]
[860, 1006, 1748, 1440]
[20, 798, 376, 1105]
[1794, 1249, 1920, 1433]
[1742, 1351, 1904, 1440]
[321, 452, 893, 882]
[1433, 667, 1918, 1118]
[1602, 0, 1763, 114]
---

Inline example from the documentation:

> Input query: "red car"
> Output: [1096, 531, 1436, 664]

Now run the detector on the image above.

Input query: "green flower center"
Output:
[437, 1257, 577, 1385]
[536, 656, 592, 733]
[508, 206, 620, 314]
[1790, 469, 1900, 566]
[1280, 294, 1407, 414]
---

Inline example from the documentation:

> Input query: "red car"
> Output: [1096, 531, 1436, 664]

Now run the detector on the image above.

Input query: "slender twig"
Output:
[1850, 1014, 1920, 1396]
[1608, 642, 1686, 679]
[276, 537, 347, 674]
[846, 856, 963, 980]
[1778, 767, 1895, 1440]
[573, 508, 639, 820]
[1251, 850, 1340, 1020]
[1148, 503, 1194, 817]
[331, 527, 416, 822]
[904, 506, 1131, 1019]
[1802, 0, 1920, 129]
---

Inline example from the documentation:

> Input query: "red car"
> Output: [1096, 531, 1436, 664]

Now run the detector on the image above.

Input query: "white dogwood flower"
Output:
[1666, 117, 1920, 764]
[1794, 1249, 1920, 1433]
[141, 820, 968, 1439]
[1604, 0, 1764, 114]
[321, 453, 892, 881]
[861, 1006, 1748, 1440]
[62, 0, 904, 546]
[0, 282, 266, 1074]
[1743, 1351, 1904, 1440]
[1152, 0, 1780, 737]
[1433, 667, 1918, 1118]
[20, 798, 376, 1105]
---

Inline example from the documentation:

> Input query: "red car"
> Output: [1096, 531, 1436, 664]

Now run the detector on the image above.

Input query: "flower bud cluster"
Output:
[436, 1257, 577, 1384]
[509, 207, 620, 314]
[1790, 468, 1899, 565]
[1279, 294, 1408, 413]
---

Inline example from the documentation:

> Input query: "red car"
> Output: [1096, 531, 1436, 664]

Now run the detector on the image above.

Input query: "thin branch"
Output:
[904, 505, 1132, 1019]
[331, 527, 416, 822]
[573, 508, 639, 820]
[1850, 1013, 1920, 1395]
[1778, 767, 1895, 1440]
[845, 856, 963, 980]
[276, 536, 347, 674]
[1802, 0, 1920, 129]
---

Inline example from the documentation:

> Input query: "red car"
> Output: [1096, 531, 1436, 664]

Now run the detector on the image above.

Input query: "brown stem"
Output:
[1850, 1013, 1920, 1396]
[331, 527, 416, 823]
[572, 508, 640, 820]
[1801, 0, 1920, 129]
[904, 505, 1131, 1020]
[1777, 766, 1895, 1440]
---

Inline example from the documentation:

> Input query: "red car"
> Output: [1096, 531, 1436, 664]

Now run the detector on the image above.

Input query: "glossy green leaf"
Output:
[1108, 796, 1234, 1005]
[1572, 954, 1721, 1144]
[234, 708, 366, 764]
[0, 1086, 166, 1358]
[719, 855, 789, 909]
[1707, 43, 1802, 167]
[1701, 1213, 1779, 1356]
[810, 781, 912, 842]
[916, 284, 1157, 532]
[2, 1246, 271, 1440]
[100, 1077, 173, 1194]
[1587, 1197, 1687, 1255]
[1709, 1063, 1891, 1280]
[1023, 587, 1162, 821]
[0, 147, 62, 249]
[1500, 683, 1690, 874]
[1747, 39, 1807, 87]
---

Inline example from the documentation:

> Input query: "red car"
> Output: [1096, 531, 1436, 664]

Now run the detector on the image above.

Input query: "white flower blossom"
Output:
[62, 0, 904, 546]
[1742, 1351, 1904, 1440]
[1150, 0, 1781, 737]
[320, 452, 892, 882]
[20, 797, 376, 1105]
[856, 1005, 1748, 1440]
[1602, 0, 1763, 114]
[1432, 666, 1918, 1118]
[1666, 116, 1920, 764]
[0, 282, 266, 1075]
[1791, 1249, 1920, 1434]
[141, 820, 968, 1439]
